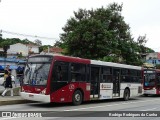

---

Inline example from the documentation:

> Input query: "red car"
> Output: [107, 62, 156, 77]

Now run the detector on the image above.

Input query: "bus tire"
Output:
[72, 90, 83, 105]
[143, 94, 148, 97]
[123, 89, 130, 101]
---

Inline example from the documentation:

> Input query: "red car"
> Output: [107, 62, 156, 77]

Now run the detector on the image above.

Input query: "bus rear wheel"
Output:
[72, 90, 83, 105]
[123, 89, 130, 101]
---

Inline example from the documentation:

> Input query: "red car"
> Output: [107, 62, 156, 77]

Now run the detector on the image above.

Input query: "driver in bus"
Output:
[56, 66, 62, 81]
[149, 79, 155, 86]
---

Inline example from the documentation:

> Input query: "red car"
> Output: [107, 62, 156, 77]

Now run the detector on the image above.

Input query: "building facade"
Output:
[145, 52, 160, 66]
[7, 43, 39, 57]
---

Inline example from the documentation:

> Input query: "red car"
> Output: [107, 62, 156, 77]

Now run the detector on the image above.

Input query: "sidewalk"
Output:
[0, 96, 32, 106]
[0, 87, 33, 106]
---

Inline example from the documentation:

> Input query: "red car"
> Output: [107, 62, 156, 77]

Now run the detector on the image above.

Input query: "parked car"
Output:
[0, 73, 15, 86]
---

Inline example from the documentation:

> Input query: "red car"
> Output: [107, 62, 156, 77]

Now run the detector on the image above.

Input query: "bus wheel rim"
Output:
[125, 91, 129, 99]
[75, 94, 80, 102]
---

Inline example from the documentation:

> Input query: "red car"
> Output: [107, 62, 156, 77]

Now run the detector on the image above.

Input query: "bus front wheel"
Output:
[143, 94, 148, 97]
[72, 90, 83, 105]
[123, 89, 130, 101]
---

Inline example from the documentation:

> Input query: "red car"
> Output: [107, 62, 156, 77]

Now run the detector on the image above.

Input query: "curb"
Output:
[0, 86, 21, 96]
[0, 100, 30, 106]
[0, 99, 32, 106]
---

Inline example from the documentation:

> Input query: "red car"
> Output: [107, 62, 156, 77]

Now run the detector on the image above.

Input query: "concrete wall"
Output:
[7, 43, 28, 56]
[28, 46, 39, 53]
[146, 52, 158, 60]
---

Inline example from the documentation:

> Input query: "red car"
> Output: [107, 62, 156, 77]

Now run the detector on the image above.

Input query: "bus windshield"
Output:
[144, 73, 156, 87]
[23, 63, 51, 85]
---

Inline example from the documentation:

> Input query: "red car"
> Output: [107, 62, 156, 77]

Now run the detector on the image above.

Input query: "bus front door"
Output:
[113, 68, 120, 97]
[90, 66, 100, 99]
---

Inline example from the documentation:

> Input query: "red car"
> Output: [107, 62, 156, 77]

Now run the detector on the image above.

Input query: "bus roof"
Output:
[91, 60, 142, 70]
[29, 54, 142, 70]
[54, 55, 90, 64]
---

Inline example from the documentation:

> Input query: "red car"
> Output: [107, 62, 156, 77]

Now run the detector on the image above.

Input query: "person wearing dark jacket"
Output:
[1, 73, 13, 97]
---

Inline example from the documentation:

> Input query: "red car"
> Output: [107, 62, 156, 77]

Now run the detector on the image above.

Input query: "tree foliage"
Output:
[0, 33, 2, 41]
[34, 39, 42, 46]
[39, 45, 52, 53]
[0, 38, 34, 47]
[60, 3, 150, 65]
[0, 35, 53, 54]
[156, 64, 160, 69]
[136, 34, 154, 53]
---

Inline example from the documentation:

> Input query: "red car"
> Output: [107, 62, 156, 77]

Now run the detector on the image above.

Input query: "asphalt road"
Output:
[0, 95, 160, 120]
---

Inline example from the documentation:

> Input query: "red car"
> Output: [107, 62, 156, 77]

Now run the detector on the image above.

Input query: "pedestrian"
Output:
[4, 65, 10, 81]
[1, 73, 13, 97]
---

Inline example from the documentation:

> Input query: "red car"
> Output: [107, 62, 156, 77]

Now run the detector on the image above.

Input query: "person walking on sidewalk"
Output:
[1, 73, 13, 97]
[4, 65, 10, 82]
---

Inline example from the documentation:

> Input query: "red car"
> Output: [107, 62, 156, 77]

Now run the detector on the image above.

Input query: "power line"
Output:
[1, 29, 59, 41]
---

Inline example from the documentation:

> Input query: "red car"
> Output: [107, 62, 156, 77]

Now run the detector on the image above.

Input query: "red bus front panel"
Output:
[50, 82, 90, 103]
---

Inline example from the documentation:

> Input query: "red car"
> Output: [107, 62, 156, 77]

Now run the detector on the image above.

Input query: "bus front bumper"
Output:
[143, 89, 156, 95]
[20, 92, 50, 103]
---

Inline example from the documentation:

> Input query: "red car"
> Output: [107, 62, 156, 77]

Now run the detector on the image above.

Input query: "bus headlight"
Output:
[21, 87, 24, 92]
[40, 88, 46, 95]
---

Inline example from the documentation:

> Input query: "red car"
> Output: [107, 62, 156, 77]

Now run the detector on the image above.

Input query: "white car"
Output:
[0, 73, 15, 86]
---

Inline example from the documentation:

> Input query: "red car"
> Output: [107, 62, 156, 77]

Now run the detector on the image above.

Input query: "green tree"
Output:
[145, 47, 154, 53]
[60, 3, 145, 65]
[39, 45, 52, 53]
[21, 38, 34, 44]
[136, 35, 154, 53]
[0, 38, 35, 48]
[156, 64, 160, 69]
[54, 41, 62, 47]
[34, 39, 42, 46]
[0, 30, 2, 42]
[136, 34, 148, 53]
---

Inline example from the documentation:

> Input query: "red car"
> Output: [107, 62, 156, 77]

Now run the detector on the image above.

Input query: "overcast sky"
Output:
[0, 0, 160, 51]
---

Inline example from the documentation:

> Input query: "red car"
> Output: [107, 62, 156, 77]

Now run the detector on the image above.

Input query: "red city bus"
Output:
[21, 54, 143, 105]
[143, 69, 160, 96]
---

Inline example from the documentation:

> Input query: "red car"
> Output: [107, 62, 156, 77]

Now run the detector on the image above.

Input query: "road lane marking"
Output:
[64, 98, 160, 111]
[0, 117, 19, 120]
[1, 98, 160, 119]
[140, 108, 157, 111]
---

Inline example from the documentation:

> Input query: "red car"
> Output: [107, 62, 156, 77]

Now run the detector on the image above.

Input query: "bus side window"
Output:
[130, 70, 141, 83]
[71, 63, 86, 82]
[157, 73, 160, 85]
[101, 67, 112, 83]
[53, 62, 68, 82]
[121, 69, 130, 83]
[56, 66, 62, 81]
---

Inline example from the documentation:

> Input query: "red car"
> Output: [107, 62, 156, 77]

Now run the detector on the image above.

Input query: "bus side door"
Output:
[90, 66, 100, 99]
[112, 68, 120, 97]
